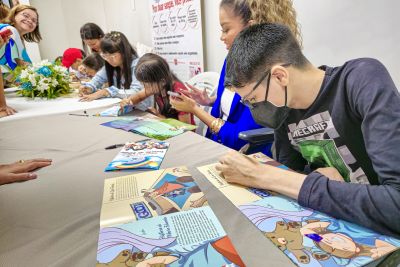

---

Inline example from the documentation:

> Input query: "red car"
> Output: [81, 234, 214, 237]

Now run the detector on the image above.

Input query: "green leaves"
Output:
[13, 60, 72, 99]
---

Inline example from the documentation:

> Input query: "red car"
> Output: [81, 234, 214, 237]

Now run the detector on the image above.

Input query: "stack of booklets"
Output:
[104, 140, 169, 171]
[101, 118, 197, 140]
[197, 153, 400, 267]
[96, 167, 245, 267]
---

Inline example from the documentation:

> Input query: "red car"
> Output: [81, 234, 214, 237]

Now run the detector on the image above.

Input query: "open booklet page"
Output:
[198, 153, 400, 267]
[97, 206, 245, 267]
[101, 166, 208, 228]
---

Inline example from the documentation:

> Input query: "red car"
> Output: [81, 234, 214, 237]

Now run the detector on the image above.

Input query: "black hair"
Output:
[135, 53, 180, 119]
[80, 23, 104, 54]
[82, 52, 104, 71]
[54, 56, 62, 65]
[80, 49, 87, 58]
[220, 0, 251, 25]
[225, 23, 309, 89]
[100, 31, 138, 89]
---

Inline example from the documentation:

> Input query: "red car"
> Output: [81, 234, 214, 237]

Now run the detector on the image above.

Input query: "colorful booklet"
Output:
[100, 166, 208, 228]
[160, 118, 197, 131]
[101, 118, 196, 140]
[104, 140, 169, 171]
[97, 167, 245, 266]
[96, 105, 134, 117]
[198, 153, 400, 267]
[96, 206, 245, 267]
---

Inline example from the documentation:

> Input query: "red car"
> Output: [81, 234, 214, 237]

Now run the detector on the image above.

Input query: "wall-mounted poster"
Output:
[150, 0, 204, 81]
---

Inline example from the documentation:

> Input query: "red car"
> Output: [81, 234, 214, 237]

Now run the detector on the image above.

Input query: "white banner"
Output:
[150, 0, 204, 81]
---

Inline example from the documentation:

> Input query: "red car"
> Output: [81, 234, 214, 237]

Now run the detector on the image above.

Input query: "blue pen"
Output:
[305, 233, 323, 242]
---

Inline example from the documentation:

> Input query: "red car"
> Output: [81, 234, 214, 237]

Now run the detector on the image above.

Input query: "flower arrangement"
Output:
[13, 60, 71, 99]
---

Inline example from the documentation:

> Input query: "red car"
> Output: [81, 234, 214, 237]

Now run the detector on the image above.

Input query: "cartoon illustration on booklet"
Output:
[101, 118, 196, 140]
[105, 140, 169, 171]
[96, 206, 245, 267]
[198, 153, 400, 267]
[100, 166, 208, 228]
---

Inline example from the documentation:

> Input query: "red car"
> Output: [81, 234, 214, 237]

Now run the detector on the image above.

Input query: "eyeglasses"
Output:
[240, 63, 291, 109]
[21, 12, 38, 25]
[100, 52, 119, 60]
[240, 71, 269, 109]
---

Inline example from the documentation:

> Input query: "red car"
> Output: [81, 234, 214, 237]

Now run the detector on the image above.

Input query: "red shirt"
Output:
[155, 81, 195, 125]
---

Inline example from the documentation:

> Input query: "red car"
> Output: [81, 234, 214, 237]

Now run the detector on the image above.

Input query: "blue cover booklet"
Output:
[105, 140, 169, 171]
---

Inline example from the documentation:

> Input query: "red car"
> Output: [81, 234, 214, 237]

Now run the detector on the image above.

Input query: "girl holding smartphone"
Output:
[120, 53, 194, 125]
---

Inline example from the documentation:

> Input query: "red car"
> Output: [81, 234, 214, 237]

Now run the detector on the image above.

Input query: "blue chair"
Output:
[238, 127, 274, 155]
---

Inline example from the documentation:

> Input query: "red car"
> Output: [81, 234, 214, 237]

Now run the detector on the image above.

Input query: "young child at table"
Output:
[81, 53, 104, 78]
[78, 31, 152, 112]
[120, 53, 194, 125]
[61, 48, 88, 81]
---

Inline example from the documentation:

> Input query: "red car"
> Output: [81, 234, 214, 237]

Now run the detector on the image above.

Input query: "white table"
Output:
[0, 109, 294, 267]
[1, 89, 121, 122]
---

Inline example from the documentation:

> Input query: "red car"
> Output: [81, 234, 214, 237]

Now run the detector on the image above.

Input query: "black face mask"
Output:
[241, 70, 291, 129]
[249, 86, 291, 129]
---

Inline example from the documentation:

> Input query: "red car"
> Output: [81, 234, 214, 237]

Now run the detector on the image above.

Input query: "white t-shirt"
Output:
[220, 88, 235, 120]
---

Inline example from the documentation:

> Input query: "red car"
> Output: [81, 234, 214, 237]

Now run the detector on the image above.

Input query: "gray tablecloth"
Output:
[0, 109, 293, 267]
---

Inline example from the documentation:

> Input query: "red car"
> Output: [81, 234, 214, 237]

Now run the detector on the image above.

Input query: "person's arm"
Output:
[0, 159, 52, 185]
[114, 59, 154, 110]
[171, 93, 261, 150]
[79, 66, 108, 95]
[184, 83, 216, 106]
[120, 89, 148, 108]
[0, 69, 16, 117]
[299, 59, 400, 237]
[79, 88, 109, 102]
[216, 150, 307, 200]
[170, 93, 216, 125]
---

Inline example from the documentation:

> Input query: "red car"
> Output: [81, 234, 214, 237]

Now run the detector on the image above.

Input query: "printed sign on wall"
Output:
[150, 0, 204, 81]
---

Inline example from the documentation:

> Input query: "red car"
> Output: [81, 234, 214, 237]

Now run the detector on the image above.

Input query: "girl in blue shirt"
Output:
[79, 31, 152, 111]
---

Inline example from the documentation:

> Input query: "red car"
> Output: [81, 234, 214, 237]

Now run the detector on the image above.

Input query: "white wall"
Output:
[102, 0, 152, 48]
[31, 0, 151, 60]
[202, 0, 226, 73]
[32, 0, 399, 86]
[31, 0, 106, 60]
[294, 0, 400, 87]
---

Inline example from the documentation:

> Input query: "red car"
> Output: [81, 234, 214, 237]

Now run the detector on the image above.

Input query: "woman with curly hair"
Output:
[247, 0, 302, 45]
[171, 0, 301, 153]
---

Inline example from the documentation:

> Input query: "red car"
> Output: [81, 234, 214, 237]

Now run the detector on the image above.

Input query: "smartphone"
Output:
[0, 29, 12, 40]
[167, 91, 181, 97]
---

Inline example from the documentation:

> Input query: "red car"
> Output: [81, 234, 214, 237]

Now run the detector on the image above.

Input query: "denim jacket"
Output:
[82, 58, 153, 111]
